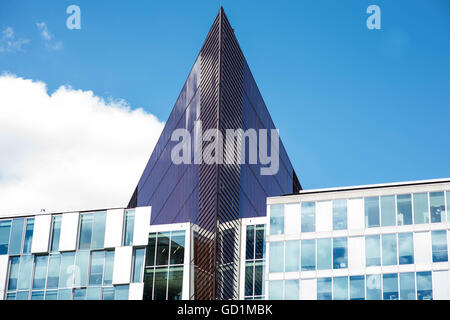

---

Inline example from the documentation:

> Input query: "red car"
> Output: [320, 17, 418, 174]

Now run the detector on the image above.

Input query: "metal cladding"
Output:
[128, 7, 301, 299]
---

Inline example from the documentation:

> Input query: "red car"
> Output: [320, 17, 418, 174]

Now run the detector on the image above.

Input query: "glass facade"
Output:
[244, 225, 265, 300]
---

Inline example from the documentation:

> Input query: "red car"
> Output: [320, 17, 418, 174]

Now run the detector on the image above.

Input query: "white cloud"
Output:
[0, 74, 165, 215]
[0, 27, 30, 53]
[36, 22, 62, 51]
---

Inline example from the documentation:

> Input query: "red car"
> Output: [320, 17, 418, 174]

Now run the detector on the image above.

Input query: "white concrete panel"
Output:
[348, 236, 365, 273]
[31, 215, 52, 254]
[113, 246, 133, 284]
[59, 212, 79, 252]
[347, 199, 365, 230]
[129, 283, 144, 300]
[104, 209, 124, 248]
[284, 203, 300, 235]
[316, 201, 332, 233]
[414, 231, 432, 268]
[133, 207, 151, 246]
[300, 279, 317, 300]
[0, 255, 9, 300]
[433, 270, 450, 300]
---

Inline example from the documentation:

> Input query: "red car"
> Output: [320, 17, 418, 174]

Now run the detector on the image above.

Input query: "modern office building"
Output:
[1, 8, 449, 301]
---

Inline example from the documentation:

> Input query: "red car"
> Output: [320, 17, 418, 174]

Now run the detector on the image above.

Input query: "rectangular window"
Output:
[133, 248, 146, 283]
[79, 213, 93, 250]
[74, 250, 89, 287]
[269, 242, 284, 273]
[398, 233, 414, 265]
[244, 261, 253, 297]
[400, 272, 415, 300]
[382, 234, 397, 266]
[246, 225, 255, 260]
[333, 199, 347, 230]
[447, 191, 450, 222]
[170, 231, 185, 265]
[269, 204, 284, 235]
[317, 278, 332, 300]
[301, 202, 315, 232]
[16, 291, 30, 300]
[284, 241, 299, 272]
[416, 271, 432, 300]
[103, 250, 114, 285]
[383, 273, 399, 300]
[17, 254, 33, 290]
[397, 194, 412, 225]
[143, 268, 155, 300]
[333, 277, 348, 300]
[317, 238, 331, 270]
[366, 274, 381, 300]
[124, 210, 135, 246]
[146, 233, 157, 267]
[47, 254, 60, 289]
[350, 275, 365, 300]
[380, 195, 396, 227]
[167, 266, 183, 300]
[284, 279, 299, 300]
[59, 252, 75, 288]
[153, 267, 168, 300]
[365, 197, 379, 228]
[333, 238, 348, 269]
[89, 250, 105, 286]
[50, 216, 62, 252]
[115, 285, 130, 300]
[23, 218, 34, 254]
[254, 261, 264, 296]
[365, 235, 380, 266]
[87, 287, 101, 300]
[255, 225, 265, 259]
[0, 220, 12, 255]
[8, 256, 20, 291]
[9, 218, 25, 255]
[45, 290, 58, 300]
[102, 287, 115, 300]
[431, 230, 448, 262]
[31, 291, 44, 300]
[58, 289, 72, 300]
[32, 255, 48, 290]
[91, 211, 106, 249]
[268, 280, 283, 300]
[430, 192, 446, 223]
[156, 232, 170, 266]
[301, 239, 315, 271]
[413, 193, 429, 224]
[73, 288, 86, 300]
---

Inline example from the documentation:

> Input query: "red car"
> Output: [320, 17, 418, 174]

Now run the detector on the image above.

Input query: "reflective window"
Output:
[102, 287, 114, 300]
[383, 273, 399, 300]
[268, 280, 283, 300]
[398, 233, 414, 265]
[23, 218, 34, 254]
[9, 219, 25, 255]
[397, 194, 412, 225]
[143, 268, 155, 300]
[58, 289, 72, 300]
[382, 234, 397, 266]
[47, 254, 60, 289]
[333, 200, 347, 230]
[91, 211, 106, 249]
[153, 267, 168, 300]
[413, 193, 429, 224]
[301, 240, 315, 271]
[32, 255, 48, 290]
[87, 287, 101, 300]
[124, 210, 135, 246]
[31, 291, 44, 300]
[253, 261, 264, 297]
[270, 204, 284, 235]
[170, 231, 185, 265]
[350, 276, 365, 300]
[365, 197, 379, 228]
[167, 266, 183, 300]
[45, 290, 58, 300]
[431, 230, 448, 262]
[285, 279, 299, 300]
[333, 277, 348, 300]
[74, 250, 89, 287]
[133, 248, 146, 283]
[59, 252, 75, 288]
[333, 238, 347, 269]
[400, 272, 416, 300]
[156, 232, 170, 266]
[103, 250, 114, 285]
[8, 257, 20, 291]
[73, 288, 86, 300]
[16, 291, 30, 300]
[255, 225, 265, 259]
[269, 242, 284, 273]
[430, 192, 446, 223]
[365, 235, 380, 266]
[246, 225, 255, 260]
[366, 274, 381, 300]
[50, 216, 62, 252]
[380, 195, 396, 227]
[317, 278, 332, 300]
[0, 220, 11, 255]
[245, 261, 253, 297]
[17, 255, 33, 290]
[79, 214, 93, 250]
[301, 202, 315, 232]
[146, 233, 156, 267]
[89, 251, 105, 285]
[115, 285, 130, 300]
[416, 271, 432, 300]
[317, 238, 331, 270]
[447, 191, 450, 222]
[284, 241, 299, 272]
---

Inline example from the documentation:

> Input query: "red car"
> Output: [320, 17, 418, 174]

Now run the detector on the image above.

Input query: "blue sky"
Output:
[1, 0, 449, 190]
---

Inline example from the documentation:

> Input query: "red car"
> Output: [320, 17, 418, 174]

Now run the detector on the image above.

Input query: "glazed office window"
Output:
[364, 197, 380, 228]
[413, 193, 429, 224]
[301, 239, 315, 271]
[431, 230, 448, 262]
[270, 204, 284, 235]
[9, 218, 25, 255]
[244, 225, 265, 299]
[382, 234, 397, 266]
[123, 210, 135, 246]
[350, 276, 365, 300]
[366, 274, 381, 300]
[89, 251, 105, 285]
[317, 278, 332, 300]
[268, 280, 283, 300]
[400, 272, 416, 300]
[0, 220, 11, 255]
[269, 242, 284, 273]
[383, 273, 399, 300]
[284, 279, 299, 300]
[103, 250, 114, 285]
[79, 211, 106, 250]
[416, 271, 432, 300]
[102, 287, 115, 300]
[87, 287, 101, 300]
[47, 254, 60, 289]
[317, 238, 331, 270]
[430, 192, 446, 223]
[333, 277, 348, 300]
[301, 202, 315, 232]
[398, 233, 414, 265]
[246, 225, 255, 260]
[333, 238, 348, 269]
[7, 257, 20, 291]
[447, 191, 450, 222]
[333, 199, 347, 230]
[285, 241, 299, 272]
[115, 285, 130, 300]
[380, 195, 396, 227]
[133, 248, 146, 283]
[22, 218, 34, 254]
[17, 255, 33, 291]
[397, 194, 412, 225]
[50, 216, 62, 252]
[366, 235, 381, 266]
[33, 255, 48, 290]
[79, 214, 93, 250]
[75, 250, 89, 287]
